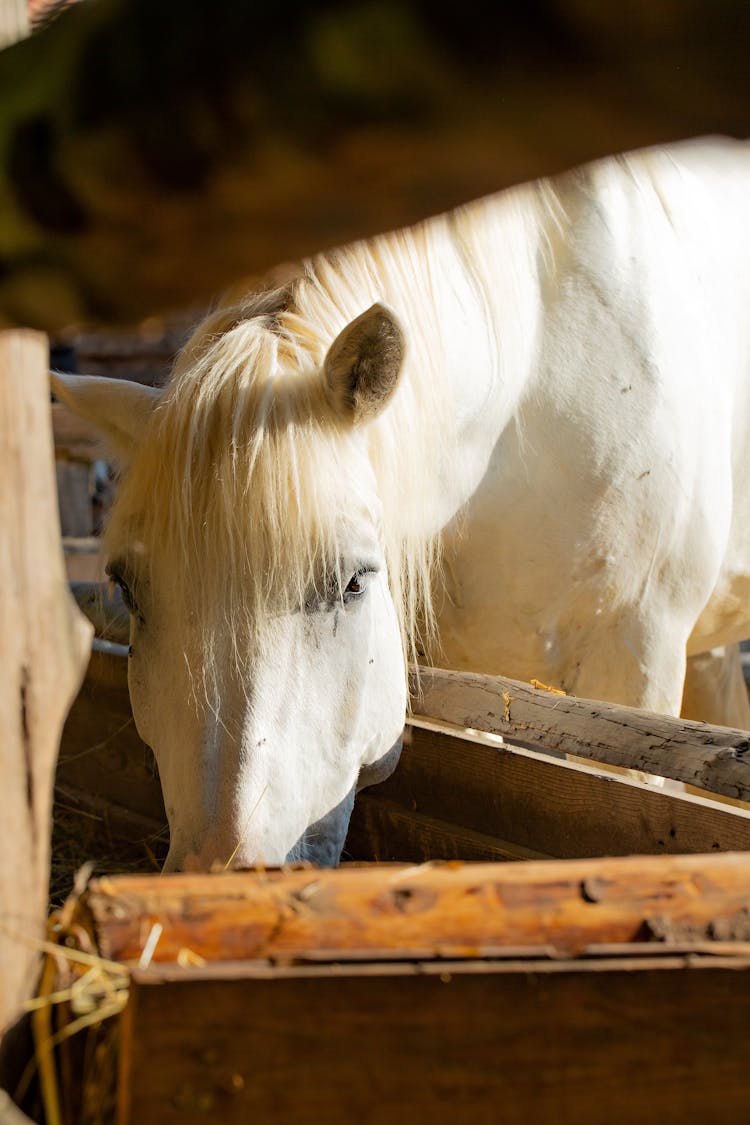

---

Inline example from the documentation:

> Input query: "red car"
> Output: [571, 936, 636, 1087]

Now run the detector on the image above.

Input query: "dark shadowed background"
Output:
[0, 0, 748, 331]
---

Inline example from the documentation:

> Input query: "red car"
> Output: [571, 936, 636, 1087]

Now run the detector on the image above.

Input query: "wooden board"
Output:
[3, 0, 750, 329]
[118, 955, 750, 1125]
[52, 402, 107, 461]
[347, 722, 750, 862]
[411, 667, 750, 802]
[57, 759, 750, 1125]
[0, 332, 91, 1125]
[63, 540, 107, 583]
[61, 630, 750, 806]
[55, 460, 92, 538]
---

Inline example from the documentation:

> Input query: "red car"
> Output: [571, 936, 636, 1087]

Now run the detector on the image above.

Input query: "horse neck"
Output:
[296, 181, 548, 542]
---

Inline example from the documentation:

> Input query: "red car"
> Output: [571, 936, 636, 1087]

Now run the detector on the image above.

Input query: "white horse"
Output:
[53, 136, 750, 871]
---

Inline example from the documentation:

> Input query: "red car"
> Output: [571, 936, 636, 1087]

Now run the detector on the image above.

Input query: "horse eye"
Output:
[345, 575, 362, 595]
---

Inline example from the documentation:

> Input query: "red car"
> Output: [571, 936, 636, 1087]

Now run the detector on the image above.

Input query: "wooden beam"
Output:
[55, 459, 92, 537]
[1, 1, 749, 329]
[61, 647, 750, 808]
[411, 667, 750, 802]
[77, 852, 750, 965]
[346, 793, 552, 863]
[51, 401, 105, 460]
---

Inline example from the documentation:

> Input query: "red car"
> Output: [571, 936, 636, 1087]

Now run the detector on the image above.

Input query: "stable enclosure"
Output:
[42, 365, 750, 1122]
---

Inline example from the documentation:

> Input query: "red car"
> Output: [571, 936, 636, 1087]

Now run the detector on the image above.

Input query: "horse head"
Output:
[53, 302, 413, 870]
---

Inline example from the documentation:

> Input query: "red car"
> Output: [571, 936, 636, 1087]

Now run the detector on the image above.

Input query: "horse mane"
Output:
[105, 234, 456, 698]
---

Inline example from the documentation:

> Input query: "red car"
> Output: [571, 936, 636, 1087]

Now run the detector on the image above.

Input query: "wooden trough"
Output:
[47, 634, 750, 1123]
[62, 855, 750, 1125]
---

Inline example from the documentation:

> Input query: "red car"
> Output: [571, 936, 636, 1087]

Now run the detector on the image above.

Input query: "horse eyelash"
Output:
[312, 565, 375, 608]
[106, 565, 140, 617]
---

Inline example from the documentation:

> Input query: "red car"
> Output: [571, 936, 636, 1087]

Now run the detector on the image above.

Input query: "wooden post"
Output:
[0, 331, 91, 1040]
[0, 0, 28, 50]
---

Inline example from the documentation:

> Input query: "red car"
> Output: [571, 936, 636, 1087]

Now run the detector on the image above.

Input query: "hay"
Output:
[4, 907, 131, 1125]
[50, 786, 168, 911]
[12, 829, 149, 1125]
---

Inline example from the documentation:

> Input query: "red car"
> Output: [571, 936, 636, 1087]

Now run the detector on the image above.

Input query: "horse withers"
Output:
[53, 137, 750, 870]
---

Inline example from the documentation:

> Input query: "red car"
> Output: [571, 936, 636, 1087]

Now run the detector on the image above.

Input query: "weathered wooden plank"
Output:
[63, 540, 106, 583]
[55, 459, 92, 537]
[3, 1, 750, 330]
[78, 853, 750, 966]
[65, 642, 750, 808]
[411, 667, 750, 802]
[118, 956, 750, 1125]
[349, 724, 750, 861]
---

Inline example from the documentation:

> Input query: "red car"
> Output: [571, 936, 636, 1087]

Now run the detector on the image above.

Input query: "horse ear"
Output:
[323, 303, 405, 424]
[50, 372, 161, 461]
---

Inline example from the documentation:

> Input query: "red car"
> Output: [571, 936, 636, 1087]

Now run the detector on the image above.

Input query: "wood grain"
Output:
[346, 793, 551, 863]
[0, 331, 91, 1034]
[117, 956, 750, 1125]
[58, 648, 750, 865]
[63, 645, 750, 807]
[411, 667, 750, 802]
[78, 852, 750, 966]
[347, 724, 750, 861]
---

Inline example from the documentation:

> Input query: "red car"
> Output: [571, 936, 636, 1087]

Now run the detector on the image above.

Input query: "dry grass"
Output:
[16, 795, 170, 1125]
[50, 787, 168, 911]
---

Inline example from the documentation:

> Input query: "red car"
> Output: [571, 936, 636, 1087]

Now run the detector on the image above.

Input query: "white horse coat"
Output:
[54, 136, 750, 869]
